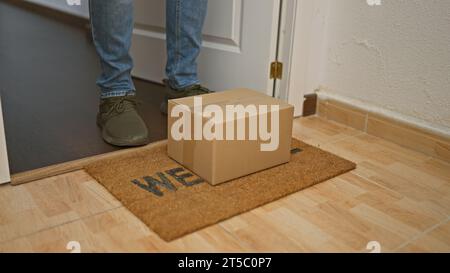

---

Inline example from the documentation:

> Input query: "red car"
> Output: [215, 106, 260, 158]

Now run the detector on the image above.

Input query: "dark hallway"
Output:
[0, 0, 167, 174]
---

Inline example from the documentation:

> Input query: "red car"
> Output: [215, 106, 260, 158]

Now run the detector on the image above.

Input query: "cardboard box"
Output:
[167, 89, 294, 185]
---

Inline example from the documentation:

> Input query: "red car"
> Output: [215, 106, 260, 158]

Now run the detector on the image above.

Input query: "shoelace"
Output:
[105, 97, 139, 116]
[186, 85, 212, 95]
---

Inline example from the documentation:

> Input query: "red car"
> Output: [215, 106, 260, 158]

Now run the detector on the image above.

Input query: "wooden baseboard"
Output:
[317, 98, 450, 162]
[11, 140, 168, 186]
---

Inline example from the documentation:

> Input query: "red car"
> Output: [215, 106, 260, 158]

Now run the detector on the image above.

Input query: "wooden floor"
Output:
[0, 117, 449, 253]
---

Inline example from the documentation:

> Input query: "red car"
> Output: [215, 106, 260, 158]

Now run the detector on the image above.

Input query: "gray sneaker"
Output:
[160, 79, 213, 115]
[97, 95, 149, 147]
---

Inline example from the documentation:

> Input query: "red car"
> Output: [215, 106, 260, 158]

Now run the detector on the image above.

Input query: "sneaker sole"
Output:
[102, 132, 150, 147]
[97, 121, 150, 147]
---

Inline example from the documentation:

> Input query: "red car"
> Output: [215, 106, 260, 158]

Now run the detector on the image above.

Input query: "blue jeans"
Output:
[89, 0, 208, 98]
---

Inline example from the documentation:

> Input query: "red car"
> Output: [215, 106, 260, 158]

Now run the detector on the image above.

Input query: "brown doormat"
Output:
[85, 138, 356, 241]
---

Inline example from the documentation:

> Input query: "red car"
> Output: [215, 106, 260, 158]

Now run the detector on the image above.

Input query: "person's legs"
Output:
[89, 0, 148, 147]
[89, 0, 135, 98]
[165, 0, 208, 90]
[160, 0, 212, 114]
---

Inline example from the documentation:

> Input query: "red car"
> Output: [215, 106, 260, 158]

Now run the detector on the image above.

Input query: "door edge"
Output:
[0, 95, 11, 184]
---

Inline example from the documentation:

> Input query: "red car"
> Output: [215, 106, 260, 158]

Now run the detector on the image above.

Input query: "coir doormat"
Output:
[85, 138, 356, 241]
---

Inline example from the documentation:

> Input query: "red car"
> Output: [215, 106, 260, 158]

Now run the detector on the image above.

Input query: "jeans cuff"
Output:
[167, 79, 200, 90]
[100, 90, 136, 99]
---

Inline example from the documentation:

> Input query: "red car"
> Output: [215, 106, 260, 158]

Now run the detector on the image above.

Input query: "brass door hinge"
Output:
[270, 61, 283, 79]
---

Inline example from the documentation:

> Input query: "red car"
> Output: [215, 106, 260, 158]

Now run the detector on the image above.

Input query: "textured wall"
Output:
[320, 0, 450, 132]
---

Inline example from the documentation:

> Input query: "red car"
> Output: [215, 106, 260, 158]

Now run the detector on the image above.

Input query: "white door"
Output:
[0, 97, 10, 184]
[24, 0, 284, 96]
[131, 0, 282, 96]
[25, 0, 283, 95]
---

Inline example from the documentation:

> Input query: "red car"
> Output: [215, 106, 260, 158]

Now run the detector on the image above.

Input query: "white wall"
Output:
[293, 0, 450, 135]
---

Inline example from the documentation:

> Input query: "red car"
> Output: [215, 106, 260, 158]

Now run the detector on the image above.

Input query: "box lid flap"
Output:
[169, 88, 293, 112]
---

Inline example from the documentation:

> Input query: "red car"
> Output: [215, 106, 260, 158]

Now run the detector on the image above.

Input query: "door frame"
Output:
[0, 96, 11, 184]
[279, 0, 331, 117]
[274, 0, 299, 112]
